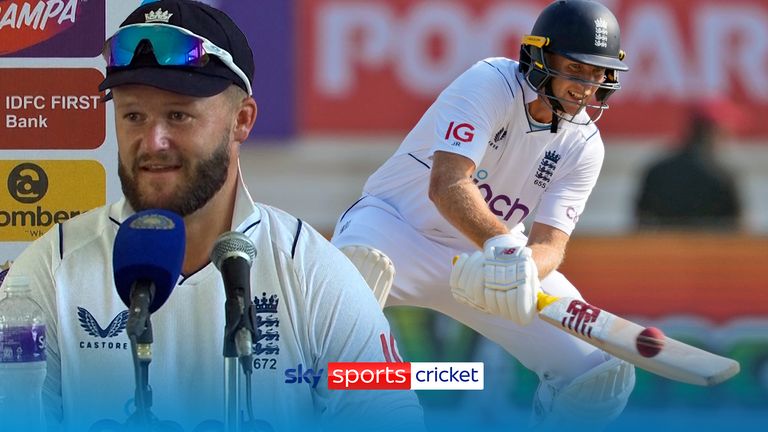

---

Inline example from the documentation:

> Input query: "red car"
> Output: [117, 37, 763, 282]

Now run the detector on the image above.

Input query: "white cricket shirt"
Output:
[4, 175, 424, 432]
[363, 58, 605, 250]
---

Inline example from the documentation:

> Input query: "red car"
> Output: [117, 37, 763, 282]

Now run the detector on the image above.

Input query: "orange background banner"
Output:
[0, 68, 105, 150]
[559, 234, 768, 323]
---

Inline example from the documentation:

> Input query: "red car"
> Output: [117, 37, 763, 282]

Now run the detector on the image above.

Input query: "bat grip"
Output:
[536, 292, 560, 311]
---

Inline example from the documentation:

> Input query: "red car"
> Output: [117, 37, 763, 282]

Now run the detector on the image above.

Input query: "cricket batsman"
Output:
[332, 1, 635, 428]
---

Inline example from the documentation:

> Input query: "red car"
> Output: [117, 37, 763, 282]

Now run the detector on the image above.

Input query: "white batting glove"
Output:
[450, 252, 486, 311]
[449, 235, 541, 325]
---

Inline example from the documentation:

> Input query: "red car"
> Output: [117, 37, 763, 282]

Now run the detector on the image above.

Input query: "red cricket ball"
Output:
[636, 327, 666, 358]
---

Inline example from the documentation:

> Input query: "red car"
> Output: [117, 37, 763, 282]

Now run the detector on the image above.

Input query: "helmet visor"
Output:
[562, 52, 629, 72]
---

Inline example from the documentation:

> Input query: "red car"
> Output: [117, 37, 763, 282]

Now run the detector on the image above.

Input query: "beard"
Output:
[119, 132, 231, 217]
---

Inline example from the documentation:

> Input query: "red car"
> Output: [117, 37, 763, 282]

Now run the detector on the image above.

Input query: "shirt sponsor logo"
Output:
[473, 170, 530, 224]
[328, 362, 484, 390]
[76, 307, 129, 350]
[444, 121, 476, 145]
[0, 160, 105, 241]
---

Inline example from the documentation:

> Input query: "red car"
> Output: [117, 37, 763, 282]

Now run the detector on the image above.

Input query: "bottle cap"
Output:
[3, 275, 31, 293]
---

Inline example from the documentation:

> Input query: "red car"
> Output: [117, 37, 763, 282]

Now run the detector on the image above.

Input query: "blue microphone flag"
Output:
[113, 209, 185, 313]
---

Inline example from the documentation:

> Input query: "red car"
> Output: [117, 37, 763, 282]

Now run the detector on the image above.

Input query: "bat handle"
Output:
[452, 254, 562, 313]
[536, 291, 560, 311]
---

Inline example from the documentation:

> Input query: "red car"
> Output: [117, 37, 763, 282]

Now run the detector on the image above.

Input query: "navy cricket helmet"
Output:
[519, 0, 628, 123]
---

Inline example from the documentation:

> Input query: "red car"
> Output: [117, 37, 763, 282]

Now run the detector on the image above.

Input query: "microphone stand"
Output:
[213, 233, 273, 432]
[125, 279, 158, 431]
[123, 280, 169, 432]
[128, 321, 156, 429]
[90, 309, 183, 432]
[92, 302, 184, 432]
[223, 294, 258, 432]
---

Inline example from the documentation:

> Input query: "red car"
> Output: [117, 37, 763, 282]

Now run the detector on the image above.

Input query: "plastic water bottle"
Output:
[0, 275, 47, 431]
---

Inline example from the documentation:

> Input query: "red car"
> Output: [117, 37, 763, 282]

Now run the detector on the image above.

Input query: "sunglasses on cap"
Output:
[102, 23, 253, 96]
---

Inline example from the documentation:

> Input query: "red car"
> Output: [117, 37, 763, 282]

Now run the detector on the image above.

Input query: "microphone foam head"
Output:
[210, 231, 256, 270]
[113, 209, 185, 313]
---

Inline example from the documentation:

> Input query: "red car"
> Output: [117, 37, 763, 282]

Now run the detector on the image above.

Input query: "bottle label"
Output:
[0, 325, 46, 363]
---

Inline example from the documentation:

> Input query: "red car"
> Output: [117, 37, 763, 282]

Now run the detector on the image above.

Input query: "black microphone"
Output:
[210, 231, 257, 358]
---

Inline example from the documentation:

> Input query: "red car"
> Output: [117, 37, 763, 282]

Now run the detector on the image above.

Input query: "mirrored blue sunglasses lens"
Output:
[106, 26, 207, 67]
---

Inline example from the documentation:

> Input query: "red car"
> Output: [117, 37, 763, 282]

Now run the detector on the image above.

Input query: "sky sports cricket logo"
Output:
[285, 364, 324, 388]
[327, 362, 483, 390]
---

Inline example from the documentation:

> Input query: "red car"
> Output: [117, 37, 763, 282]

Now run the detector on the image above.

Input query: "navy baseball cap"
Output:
[99, 0, 254, 98]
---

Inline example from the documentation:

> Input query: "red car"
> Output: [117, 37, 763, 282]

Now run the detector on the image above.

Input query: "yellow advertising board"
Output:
[0, 160, 105, 241]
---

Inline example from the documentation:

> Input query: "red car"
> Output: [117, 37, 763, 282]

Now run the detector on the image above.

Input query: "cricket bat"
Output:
[536, 292, 740, 386]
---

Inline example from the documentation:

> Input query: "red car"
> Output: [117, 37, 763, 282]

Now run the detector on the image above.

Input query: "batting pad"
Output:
[340, 245, 395, 308]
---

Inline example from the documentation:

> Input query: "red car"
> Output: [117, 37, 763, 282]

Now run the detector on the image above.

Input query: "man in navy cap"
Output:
[3, 1, 424, 431]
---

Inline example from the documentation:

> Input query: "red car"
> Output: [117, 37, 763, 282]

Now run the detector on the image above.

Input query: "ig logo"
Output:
[444, 121, 476, 143]
[7, 163, 48, 204]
